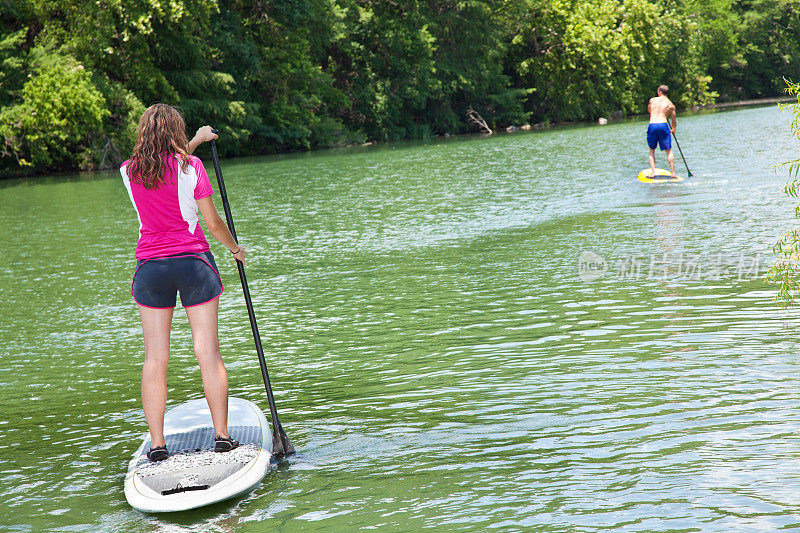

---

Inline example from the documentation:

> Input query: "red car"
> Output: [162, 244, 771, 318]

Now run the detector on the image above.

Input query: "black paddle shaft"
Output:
[208, 138, 295, 458]
[670, 126, 693, 177]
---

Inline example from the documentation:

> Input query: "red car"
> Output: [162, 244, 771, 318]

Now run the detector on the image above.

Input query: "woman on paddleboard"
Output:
[121, 104, 243, 461]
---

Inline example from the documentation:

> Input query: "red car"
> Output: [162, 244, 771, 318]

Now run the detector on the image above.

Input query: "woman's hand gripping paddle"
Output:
[208, 132, 296, 459]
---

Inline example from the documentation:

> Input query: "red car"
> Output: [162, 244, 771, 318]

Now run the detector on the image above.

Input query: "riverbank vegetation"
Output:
[1, 0, 798, 176]
[768, 80, 800, 305]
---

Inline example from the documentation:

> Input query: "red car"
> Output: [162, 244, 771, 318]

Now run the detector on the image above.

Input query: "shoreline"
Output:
[513, 96, 795, 131]
[2, 96, 793, 181]
[694, 96, 795, 110]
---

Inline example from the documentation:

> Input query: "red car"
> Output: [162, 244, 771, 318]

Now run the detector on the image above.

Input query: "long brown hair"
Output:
[128, 104, 191, 189]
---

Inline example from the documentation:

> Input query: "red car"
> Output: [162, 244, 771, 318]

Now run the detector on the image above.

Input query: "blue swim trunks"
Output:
[646, 122, 672, 150]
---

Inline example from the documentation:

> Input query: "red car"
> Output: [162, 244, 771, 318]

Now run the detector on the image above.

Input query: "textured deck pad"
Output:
[125, 397, 272, 512]
[136, 426, 261, 494]
[136, 427, 262, 495]
[141, 425, 262, 456]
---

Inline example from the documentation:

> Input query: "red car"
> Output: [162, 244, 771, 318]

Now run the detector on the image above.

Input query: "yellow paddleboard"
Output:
[638, 168, 683, 183]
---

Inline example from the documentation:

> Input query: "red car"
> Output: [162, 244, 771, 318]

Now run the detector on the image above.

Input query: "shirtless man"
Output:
[647, 85, 677, 178]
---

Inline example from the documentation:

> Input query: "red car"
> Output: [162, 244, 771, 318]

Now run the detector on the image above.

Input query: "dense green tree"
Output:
[423, 0, 527, 132]
[732, 0, 800, 98]
[507, 0, 713, 121]
[0, 29, 25, 108]
[0, 52, 109, 169]
[332, 0, 442, 140]
[0, 0, 798, 176]
[229, 0, 356, 150]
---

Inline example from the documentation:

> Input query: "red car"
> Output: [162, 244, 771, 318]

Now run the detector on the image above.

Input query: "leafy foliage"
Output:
[767, 80, 800, 305]
[508, 0, 682, 121]
[0, 53, 109, 170]
[0, 29, 26, 108]
[0, 0, 798, 175]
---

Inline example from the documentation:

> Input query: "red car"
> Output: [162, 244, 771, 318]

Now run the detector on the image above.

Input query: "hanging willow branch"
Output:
[766, 79, 800, 306]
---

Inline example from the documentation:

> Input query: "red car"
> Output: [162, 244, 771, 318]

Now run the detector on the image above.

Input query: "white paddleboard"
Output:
[124, 396, 272, 513]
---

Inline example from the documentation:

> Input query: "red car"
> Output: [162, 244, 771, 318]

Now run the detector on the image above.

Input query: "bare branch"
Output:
[466, 106, 492, 135]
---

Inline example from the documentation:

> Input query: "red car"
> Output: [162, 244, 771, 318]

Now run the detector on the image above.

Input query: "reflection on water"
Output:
[1, 106, 800, 531]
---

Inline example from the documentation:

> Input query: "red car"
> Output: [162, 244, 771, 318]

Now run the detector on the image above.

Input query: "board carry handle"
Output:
[208, 130, 296, 458]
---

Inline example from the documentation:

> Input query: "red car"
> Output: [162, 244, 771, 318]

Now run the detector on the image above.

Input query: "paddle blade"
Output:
[272, 422, 296, 458]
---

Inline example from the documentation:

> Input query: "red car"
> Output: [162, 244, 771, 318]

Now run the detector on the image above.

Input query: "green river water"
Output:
[2, 105, 800, 531]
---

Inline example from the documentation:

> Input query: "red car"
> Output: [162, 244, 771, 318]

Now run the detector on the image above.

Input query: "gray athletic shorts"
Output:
[132, 252, 223, 308]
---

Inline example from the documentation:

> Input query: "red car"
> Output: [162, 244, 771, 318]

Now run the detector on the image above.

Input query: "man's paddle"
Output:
[208, 134, 296, 459]
[670, 126, 693, 177]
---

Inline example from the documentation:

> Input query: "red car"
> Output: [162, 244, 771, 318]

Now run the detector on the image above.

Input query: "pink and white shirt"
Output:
[121, 154, 214, 260]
